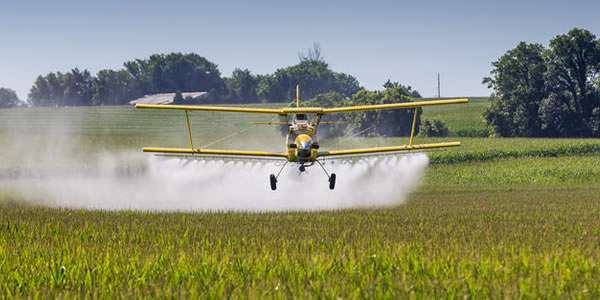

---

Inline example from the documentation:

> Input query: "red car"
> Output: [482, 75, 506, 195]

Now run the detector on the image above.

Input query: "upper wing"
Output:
[136, 98, 468, 115]
[143, 147, 288, 159]
[317, 142, 460, 159]
[136, 104, 284, 114]
[320, 98, 468, 114]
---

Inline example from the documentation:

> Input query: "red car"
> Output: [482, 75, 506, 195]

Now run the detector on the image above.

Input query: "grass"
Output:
[2, 186, 599, 298]
[426, 154, 600, 185]
[420, 97, 490, 136]
[2, 104, 600, 297]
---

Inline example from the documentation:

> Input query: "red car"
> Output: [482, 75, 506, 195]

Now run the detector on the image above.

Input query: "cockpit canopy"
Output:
[295, 114, 307, 121]
[296, 134, 312, 151]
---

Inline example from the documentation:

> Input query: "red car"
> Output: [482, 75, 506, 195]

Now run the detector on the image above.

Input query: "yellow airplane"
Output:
[136, 86, 468, 190]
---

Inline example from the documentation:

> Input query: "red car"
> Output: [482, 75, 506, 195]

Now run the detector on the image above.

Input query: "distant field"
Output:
[1, 104, 600, 297]
[420, 97, 490, 136]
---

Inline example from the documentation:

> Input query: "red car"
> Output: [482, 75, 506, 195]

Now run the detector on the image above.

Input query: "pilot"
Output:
[295, 114, 307, 121]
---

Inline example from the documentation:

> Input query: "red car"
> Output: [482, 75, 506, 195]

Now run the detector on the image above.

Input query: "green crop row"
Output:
[425, 154, 600, 185]
[428, 141, 600, 164]
[2, 186, 600, 298]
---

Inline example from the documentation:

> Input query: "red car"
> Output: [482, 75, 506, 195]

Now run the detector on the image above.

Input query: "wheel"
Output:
[269, 174, 277, 190]
[329, 173, 336, 190]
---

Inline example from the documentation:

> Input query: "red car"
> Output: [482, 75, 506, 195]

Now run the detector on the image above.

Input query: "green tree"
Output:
[257, 60, 360, 102]
[383, 80, 422, 98]
[419, 119, 450, 137]
[62, 68, 93, 106]
[224, 68, 259, 103]
[28, 69, 93, 106]
[301, 91, 348, 137]
[482, 42, 547, 137]
[172, 91, 184, 104]
[541, 28, 600, 136]
[92, 69, 141, 105]
[124, 53, 225, 96]
[0, 88, 21, 108]
[346, 86, 421, 137]
[29, 73, 63, 106]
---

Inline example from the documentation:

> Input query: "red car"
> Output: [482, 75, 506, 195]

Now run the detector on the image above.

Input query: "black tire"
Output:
[329, 173, 336, 190]
[270, 174, 277, 191]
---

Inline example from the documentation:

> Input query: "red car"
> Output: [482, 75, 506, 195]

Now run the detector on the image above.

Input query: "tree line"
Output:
[484, 28, 600, 137]
[0, 44, 431, 137]
[0, 88, 24, 108]
[20, 46, 362, 107]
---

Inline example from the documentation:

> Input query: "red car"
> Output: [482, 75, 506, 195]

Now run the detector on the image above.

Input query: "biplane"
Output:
[136, 86, 468, 190]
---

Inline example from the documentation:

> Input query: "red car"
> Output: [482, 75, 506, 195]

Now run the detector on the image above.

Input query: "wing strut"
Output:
[185, 110, 194, 152]
[409, 108, 418, 146]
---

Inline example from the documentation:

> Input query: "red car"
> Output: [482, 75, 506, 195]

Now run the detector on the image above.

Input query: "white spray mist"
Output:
[9, 151, 429, 212]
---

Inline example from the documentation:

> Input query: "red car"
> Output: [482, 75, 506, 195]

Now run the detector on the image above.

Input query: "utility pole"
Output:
[437, 73, 441, 98]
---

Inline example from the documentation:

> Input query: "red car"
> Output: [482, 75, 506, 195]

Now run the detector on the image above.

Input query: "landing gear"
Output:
[269, 161, 288, 191]
[329, 173, 336, 190]
[317, 160, 336, 190]
[270, 174, 277, 190]
[269, 160, 337, 190]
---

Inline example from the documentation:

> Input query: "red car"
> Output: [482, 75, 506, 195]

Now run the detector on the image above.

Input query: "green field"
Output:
[2, 102, 600, 298]
[420, 97, 491, 136]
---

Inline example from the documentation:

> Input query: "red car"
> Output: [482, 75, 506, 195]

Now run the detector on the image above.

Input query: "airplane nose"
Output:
[299, 141, 311, 150]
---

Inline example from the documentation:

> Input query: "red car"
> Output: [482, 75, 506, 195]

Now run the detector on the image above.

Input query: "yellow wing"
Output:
[135, 98, 468, 115]
[143, 147, 288, 159]
[320, 98, 468, 114]
[317, 142, 460, 159]
[136, 104, 284, 114]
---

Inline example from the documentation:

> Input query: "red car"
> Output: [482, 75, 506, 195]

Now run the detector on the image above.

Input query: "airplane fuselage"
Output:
[285, 115, 320, 165]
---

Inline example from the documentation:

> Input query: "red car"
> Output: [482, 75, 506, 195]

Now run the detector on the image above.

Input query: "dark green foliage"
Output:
[301, 91, 347, 137]
[29, 68, 94, 107]
[257, 59, 360, 102]
[0, 88, 21, 108]
[345, 86, 421, 137]
[223, 68, 260, 103]
[172, 91, 184, 104]
[418, 119, 449, 137]
[383, 79, 422, 98]
[92, 69, 141, 105]
[483, 42, 547, 137]
[124, 52, 225, 95]
[453, 128, 490, 137]
[542, 29, 600, 136]
[28, 50, 362, 106]
[302, 84, 422, 137]
[484, 28, 600, 137]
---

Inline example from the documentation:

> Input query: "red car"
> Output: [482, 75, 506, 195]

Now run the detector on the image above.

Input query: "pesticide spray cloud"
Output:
[6, 150, 429, 212]
[1, 108, 429, 212]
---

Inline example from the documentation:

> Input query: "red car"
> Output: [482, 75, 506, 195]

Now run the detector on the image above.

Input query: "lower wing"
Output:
[317, 142, 460, 159]
[143, 147, 289, 161]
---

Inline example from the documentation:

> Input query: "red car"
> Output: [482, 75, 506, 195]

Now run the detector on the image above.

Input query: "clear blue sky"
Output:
[1, 0, 599, 100]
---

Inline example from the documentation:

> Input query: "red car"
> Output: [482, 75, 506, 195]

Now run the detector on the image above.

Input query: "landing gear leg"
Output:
[269, 161, 288, 191]
[316, 160, 336, 190]
[269, 174, 277, 190]
[329, 173, 336, 190]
